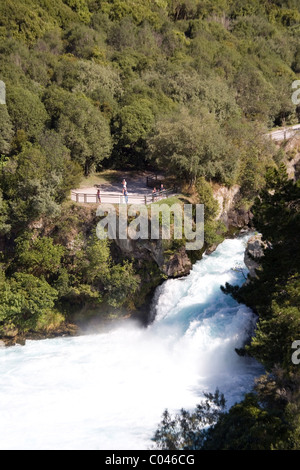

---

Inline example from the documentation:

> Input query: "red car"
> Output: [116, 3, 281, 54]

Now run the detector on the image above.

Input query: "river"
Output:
[0, 234, 263, 450]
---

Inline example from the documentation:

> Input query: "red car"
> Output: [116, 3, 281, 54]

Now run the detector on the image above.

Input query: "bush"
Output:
[0, 272, 58, 333]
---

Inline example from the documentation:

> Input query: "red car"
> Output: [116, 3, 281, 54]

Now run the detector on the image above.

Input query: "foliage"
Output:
[1, 0, 299, 185]
[217, 167, 300, 449]
[0, 106, 14, 155]
[51, 230, 141, 309]
[196, 177, 226, 246]
[62, 0, 91, 24]
[147, 107, 246, 186]
[202, 393, 288, 450]
[43, 86, 112, 175]
[245, 167, 300, 370]
[14, 236, 65, 281]
[222, 166, 300, 371]
[153, 389, 292, 450]
[0, 190, 10, 235]
[104, 260, 140, 308]
[0, 272, 58, 333]
[3, 144, 61, 227]
[6, 85, 49, 140]
[152, 389, 226, 450]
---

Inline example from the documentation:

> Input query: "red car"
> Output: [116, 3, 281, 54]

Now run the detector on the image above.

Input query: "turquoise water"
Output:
[0, 235, 263, 450]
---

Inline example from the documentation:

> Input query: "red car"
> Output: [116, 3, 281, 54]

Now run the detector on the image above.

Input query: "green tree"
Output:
[0, 106, 14, 155]
[196, 177, 226, 246]
[203, 393, 286, 450]
[4, 144, 61, 226]
[37, 130, 82, 201]
[64, 23, 103, 58]
[67, 233, 140, 308]
[0, 272, 58, 333]
[14, 236, 65, 281]
[0, 190, 10, 235]
[222, 165, 300, 371]
[233, 63, 278, 125]
[79, 235, 111, 285]
[147, 108, 235, 185]
[6, 86, 49, 140]
[97, 0, 165, 26]
[63, 0, 91, 23]
[105, 260, 140, 308]
[113, 98, 155, 166]
[43, 87, 112, 175]
[152, 389, 226, 450]
[54, 58, 123, 116]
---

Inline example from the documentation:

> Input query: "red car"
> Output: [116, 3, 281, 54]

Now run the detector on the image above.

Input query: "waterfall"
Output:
[0, 234, 263, 450]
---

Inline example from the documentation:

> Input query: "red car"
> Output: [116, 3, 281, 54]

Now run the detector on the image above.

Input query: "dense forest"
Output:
[0, 0, 300, 450]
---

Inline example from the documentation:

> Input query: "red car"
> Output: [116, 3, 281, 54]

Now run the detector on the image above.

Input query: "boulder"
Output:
[244, 234, 267, 281]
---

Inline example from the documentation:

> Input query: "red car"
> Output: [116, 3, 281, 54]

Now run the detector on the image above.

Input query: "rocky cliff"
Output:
[283, 134, 300, 181]
[213, 184, 253, 230]
[112, 185, 255, 281]
[244, 233, 267, 283]
[113, 237, 192, 279]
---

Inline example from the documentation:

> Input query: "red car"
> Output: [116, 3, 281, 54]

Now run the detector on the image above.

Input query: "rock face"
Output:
[213, 184, 253, 229]
[113, 237, 192, 278]
[214, 184, 240, 220]
[163, 246, 192, 277]
[114, 184, 257, 278]
[244, 234, 266, 281]
[284, 134, 300, 182]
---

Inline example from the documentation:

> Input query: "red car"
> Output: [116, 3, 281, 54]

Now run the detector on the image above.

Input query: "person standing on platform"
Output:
[97, 188, 101, 204]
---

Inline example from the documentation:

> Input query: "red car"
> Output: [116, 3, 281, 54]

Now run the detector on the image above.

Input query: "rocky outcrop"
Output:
[0, 323, 79, 347]
[113, 237, 192, 278]
[214, 184, 240, 220]
[213, 184, 253, 229]
[113, 238, 164, 266]
[244, 234, 267, 282]
[163, 246, 192, 277]
[284, 134, 300, 182]
[113, 184, 256, 278]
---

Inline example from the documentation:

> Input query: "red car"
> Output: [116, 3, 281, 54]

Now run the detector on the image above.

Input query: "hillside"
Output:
[0, 0, 299, 326]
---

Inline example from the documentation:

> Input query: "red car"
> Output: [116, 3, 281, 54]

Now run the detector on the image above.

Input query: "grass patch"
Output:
[152, 195, 185, 207]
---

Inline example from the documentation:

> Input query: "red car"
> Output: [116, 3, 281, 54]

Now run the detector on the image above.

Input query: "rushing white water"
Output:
[0, 235, 263, 450]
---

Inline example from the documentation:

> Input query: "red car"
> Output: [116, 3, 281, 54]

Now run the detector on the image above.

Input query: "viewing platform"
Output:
[71, 172, 177, 205]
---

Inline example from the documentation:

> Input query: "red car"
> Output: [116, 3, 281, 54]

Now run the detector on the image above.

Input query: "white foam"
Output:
[0, 235, 263, 450]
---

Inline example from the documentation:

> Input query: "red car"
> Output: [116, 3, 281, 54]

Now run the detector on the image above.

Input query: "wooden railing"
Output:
[71, 191, 126, 204]
[71, 188, 176, 205]
[268, 124, 300, 142]
[145, 188, 175, 204]
[146, 173, 164, 189]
